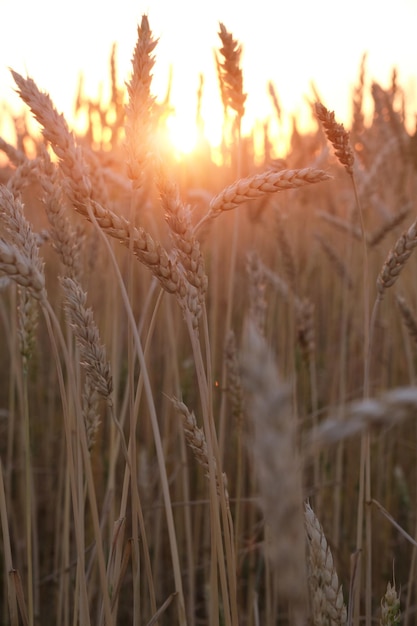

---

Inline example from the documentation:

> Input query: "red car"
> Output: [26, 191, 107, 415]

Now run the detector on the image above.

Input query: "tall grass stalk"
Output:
[84, 205, 187, 625]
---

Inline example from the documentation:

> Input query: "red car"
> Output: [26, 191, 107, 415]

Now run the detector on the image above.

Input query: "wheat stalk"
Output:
[268, 81, 282, 122]
[368, 204, 411, 247]
[317, 210, 364, 241]
[315, 233, 353, 289]
[275, 210, 297, 293]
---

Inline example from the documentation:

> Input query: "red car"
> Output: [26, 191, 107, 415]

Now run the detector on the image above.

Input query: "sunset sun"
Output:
[165, 113, 199, 156]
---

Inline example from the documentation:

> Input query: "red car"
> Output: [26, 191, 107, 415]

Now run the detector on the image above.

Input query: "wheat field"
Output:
[0, 14, 416, 626]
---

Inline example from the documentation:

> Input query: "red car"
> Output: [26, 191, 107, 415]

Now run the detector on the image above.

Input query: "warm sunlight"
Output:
[165, 113, 199, 157]
[2, 3, 417, 625]
[1, 0, 417, 170]
[2, 0, 416, 164]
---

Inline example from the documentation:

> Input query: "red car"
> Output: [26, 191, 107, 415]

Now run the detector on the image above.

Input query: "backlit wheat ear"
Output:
[0, 137, 27, 166]
[11, 71, 191, 299]
[315, 102, 355, 176]
[125, 14, 158, 188]
[352, 52, 367, 137]
[11, 70, 94, 204]
[6, 156, 40, 197]
[304, 502, 347, 626]
[216, 22, 246, 119]
[268, 81, 282, 123]
[158, 171, 208, 301]
[207, 167, 331, 216]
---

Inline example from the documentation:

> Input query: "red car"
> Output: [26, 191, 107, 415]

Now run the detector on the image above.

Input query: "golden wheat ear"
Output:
[216, 22, 246, 120]
[315, 101, 355, 176]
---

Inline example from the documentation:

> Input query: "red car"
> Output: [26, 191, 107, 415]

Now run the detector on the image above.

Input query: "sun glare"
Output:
[165, 114, 199, 157]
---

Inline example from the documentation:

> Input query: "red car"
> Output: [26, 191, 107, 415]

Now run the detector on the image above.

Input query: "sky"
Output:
[0, 0, 416, 155]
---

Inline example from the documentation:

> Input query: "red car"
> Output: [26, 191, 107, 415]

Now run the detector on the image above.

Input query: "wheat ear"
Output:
[305, 502, 347, 626]
[377, 216, 417, 296]
[216, 22, 246, 119]
[125, 14, 158, 188]
[351, 52, 367, 137]
[0, 137, 27, 166]
[315, 102, 355, 175]
[308, 386, 417, 449]
[380, 581, 400, 626]
[171, 398, 229, 500]
[61, 276, 113, 401]
[200, 167, 331, 223]
[11, 71, 193, 302]
[0, 241, 46, 301]
[158, 171, 208, 300]
[0, 185, 44, 275]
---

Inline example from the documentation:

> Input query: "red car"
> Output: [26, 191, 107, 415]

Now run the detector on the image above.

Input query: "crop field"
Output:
[0, 14, 416, 626]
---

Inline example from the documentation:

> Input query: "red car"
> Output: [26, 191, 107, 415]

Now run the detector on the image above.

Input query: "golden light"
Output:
[165, 113, 199, 157]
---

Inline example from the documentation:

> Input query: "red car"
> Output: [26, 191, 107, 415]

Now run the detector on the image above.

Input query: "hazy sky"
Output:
[1, 0, 416, 151]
